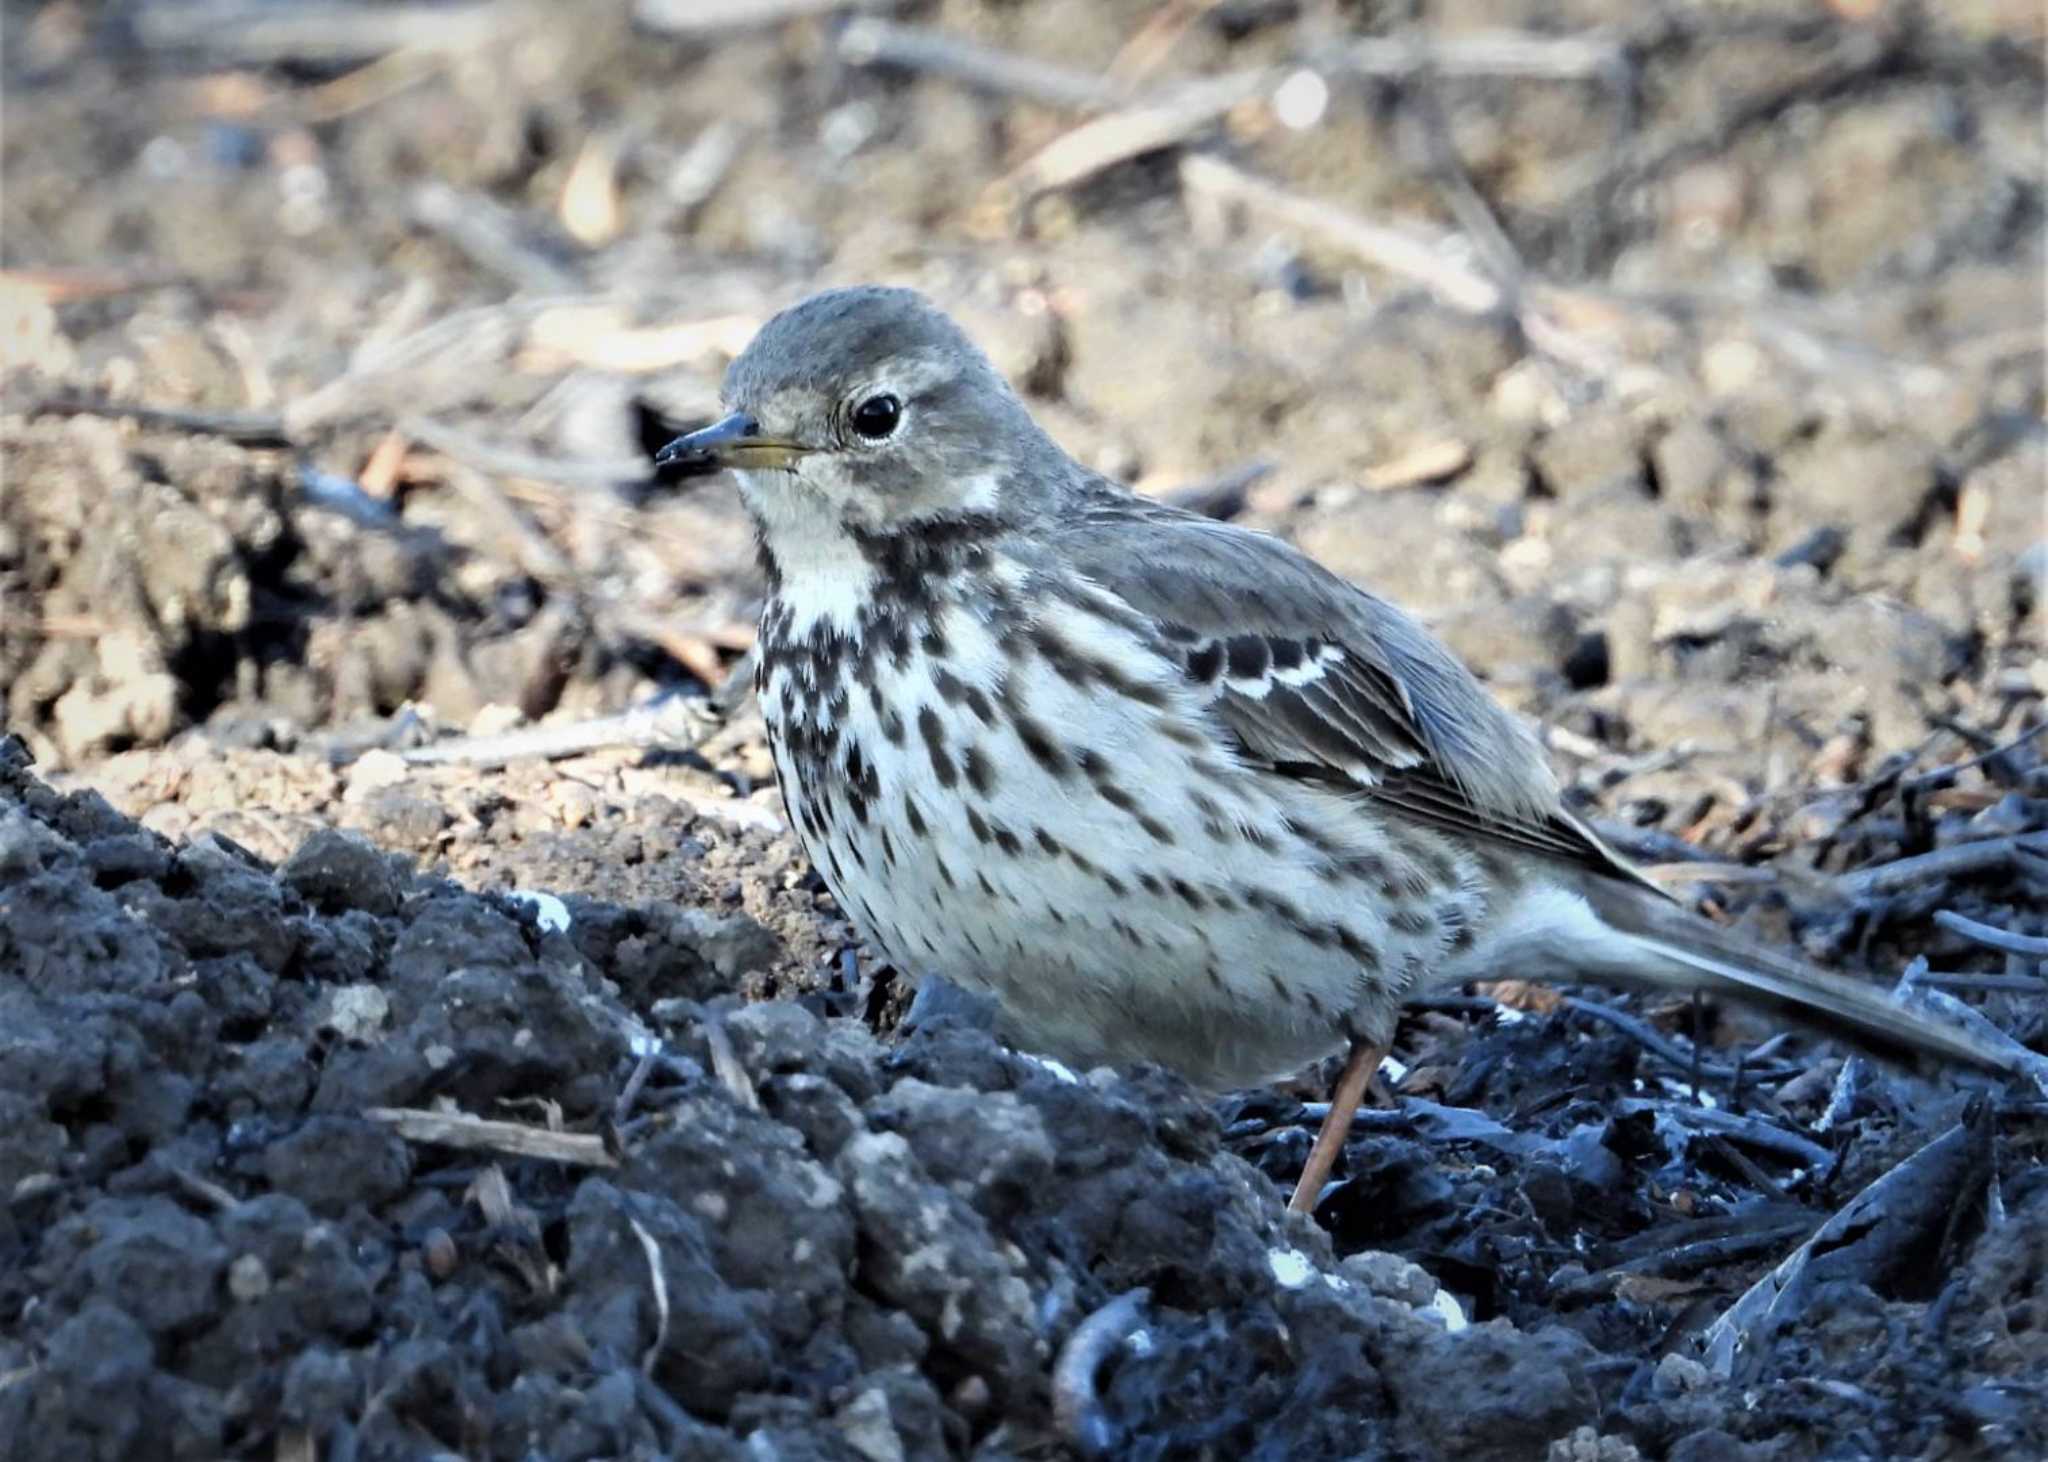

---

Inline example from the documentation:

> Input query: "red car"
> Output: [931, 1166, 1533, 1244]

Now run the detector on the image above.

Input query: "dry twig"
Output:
[634, 0, 870, 33]
[131, 0, 514, 63]
[29, 394, 293, 448]
[410, 182, 585, 295]
[287, 299, 558, 436]
[1329, 28, 1628, 83]
[1105, 0, 1219, 86]
[701, 1012, 762, 1111]
[434, 460, 575, 583]
[628, 1214, 671, 1374]
[838, 17, 1118, 109]
[1002, 71, 1276, 203]
[366, 1106, 617, 1167]
[1702, 1118, 1990, 1379]
[1179, 153, 1502, 314]
[1840, 835, 2048, 899]
[1932, 909, 2048, 959]
[401, 413, 645, 488]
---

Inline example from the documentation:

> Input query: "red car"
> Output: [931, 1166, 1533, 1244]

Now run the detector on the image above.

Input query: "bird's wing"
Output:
[1052, 496, 1638, 877]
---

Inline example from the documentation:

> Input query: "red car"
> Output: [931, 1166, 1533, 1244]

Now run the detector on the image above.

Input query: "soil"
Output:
[2, 2, 2045, 1459]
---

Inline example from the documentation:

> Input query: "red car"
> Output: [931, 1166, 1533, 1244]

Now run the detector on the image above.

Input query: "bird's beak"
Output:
[653, 412, 809, 477]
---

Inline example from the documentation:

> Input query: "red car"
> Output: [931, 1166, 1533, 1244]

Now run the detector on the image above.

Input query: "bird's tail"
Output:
[1574, 877, 2018, 1076]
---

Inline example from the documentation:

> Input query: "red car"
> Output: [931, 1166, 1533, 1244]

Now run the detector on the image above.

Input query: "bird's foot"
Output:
[899, 974, 1000, 1037]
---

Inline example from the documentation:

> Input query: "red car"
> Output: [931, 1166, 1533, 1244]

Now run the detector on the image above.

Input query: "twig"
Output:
[838, 17, 1118, 110]
[1812, 1054, 1862, 1134]
[131, 0, 512, 63]
[1700, 1131, 1786, 1197]
[1635, 862, 1780, 888]
[394, 704, 713, 766]
[1905, 721, 2048, 792]
[1179, 153, 1501, 313]
[1003, 71, 1276, 202]
[1614, 1098, 1833, 1169]
[401, 414, 646, 488]
[366, 1106, 616, 1166]
[1401, 63, 1527, 317]
[1180, 154, 1626, 378]
[1561, 996, 1796, 1085]
[700, 1012, 761, 1111]
[435, 460, 574, 584]
[1052, 1289, 1150, 1459]
[286, 298, 561, 436]
[1839, 835, 2048, 899]
[1563, 1209, 1816, 1293]
[627, 1214, 671, 1374]
[1932, 910, 2048, 959]
[1918, 972, 2048, 994]
[1592, 29, 1893, 216]
[613, 1046, 660, 1128]
[1902, 988, 2048, 1098]
[1702, 1118, 1989, 1380]
[1105, 0, 1219, 86]
[634, 0, 868, 33]
[409, 182, 585, 295]
[169, 1166, 241, 1212]
[518, 306, 759, 375]
[466, 1164, 519, 1225]
[1361, 438, 1474, 491]
[610, 609, 731, 688]
[1, 265, 188, 301]
[1326, 28, 1629, 84]
[30, 394, 293, 448]
[285, 42, 460, 124]
[387, 671, 771, 832]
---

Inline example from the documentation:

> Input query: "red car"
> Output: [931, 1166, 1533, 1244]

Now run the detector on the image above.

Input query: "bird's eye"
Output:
[849, 393, 902, 441]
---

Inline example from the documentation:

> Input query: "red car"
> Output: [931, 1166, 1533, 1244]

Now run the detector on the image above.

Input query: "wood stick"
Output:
[838, 17, 1119, 110]
[1003, 70, 1276, 201]
[366, 1106, 616, 1166]
[634, 0, 868, 35]
[29, 394, 293, 447]
[1328, 29, 1628, 84]
[1180, 153, 1501, 313]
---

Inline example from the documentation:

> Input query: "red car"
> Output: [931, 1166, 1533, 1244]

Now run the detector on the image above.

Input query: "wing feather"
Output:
[1051, 493, 1642, 882]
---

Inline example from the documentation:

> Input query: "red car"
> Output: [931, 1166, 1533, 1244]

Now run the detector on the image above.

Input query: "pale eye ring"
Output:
[849, 393, 902, 441]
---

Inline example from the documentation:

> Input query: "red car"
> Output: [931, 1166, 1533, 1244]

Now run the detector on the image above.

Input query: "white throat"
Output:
[743, 471, 878, 638]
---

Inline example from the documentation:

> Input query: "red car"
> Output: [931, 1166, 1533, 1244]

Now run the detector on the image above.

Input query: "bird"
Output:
[652, 285, 2016, 1213]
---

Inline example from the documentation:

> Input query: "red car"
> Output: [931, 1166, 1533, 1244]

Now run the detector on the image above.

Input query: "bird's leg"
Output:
[1288, 1039, 1386, 1214]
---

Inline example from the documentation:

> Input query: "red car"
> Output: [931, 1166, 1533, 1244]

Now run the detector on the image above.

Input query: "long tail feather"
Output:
[1576, 877, 2018, 1076]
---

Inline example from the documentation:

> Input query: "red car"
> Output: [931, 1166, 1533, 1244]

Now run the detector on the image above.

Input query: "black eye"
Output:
[850, 393, 902, 441]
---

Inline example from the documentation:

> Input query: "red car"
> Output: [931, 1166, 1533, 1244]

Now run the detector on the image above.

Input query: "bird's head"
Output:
[655, 286, 1064, 542]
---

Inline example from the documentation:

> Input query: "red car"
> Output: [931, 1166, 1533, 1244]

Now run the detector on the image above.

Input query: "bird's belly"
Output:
[760, 595, 1468, 1089]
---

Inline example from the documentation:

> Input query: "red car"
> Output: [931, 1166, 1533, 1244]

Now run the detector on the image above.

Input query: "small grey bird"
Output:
[655, 286, 2014, 1211]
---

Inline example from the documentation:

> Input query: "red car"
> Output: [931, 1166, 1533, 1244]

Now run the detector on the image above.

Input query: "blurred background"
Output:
[0, 0, 2042, 883]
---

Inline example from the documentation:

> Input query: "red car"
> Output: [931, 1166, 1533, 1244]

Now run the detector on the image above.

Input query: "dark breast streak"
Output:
[756, 519, 1021, 963]
[755, 518, 1483, 1086]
